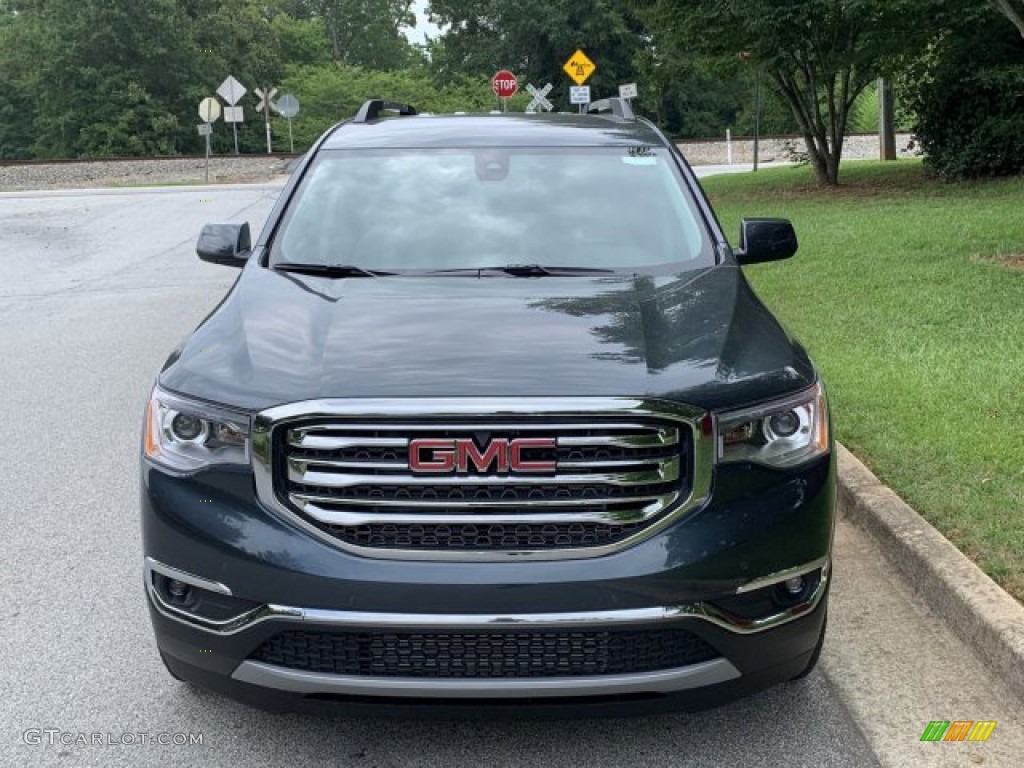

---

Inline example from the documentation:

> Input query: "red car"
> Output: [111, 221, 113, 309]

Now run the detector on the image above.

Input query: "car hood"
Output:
[160, 263, 815, 413]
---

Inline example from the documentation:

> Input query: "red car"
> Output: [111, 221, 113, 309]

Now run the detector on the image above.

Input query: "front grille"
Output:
[250, 628, 719, 678]
[330, 521, 646, 550]
[273, 416, 694, 556]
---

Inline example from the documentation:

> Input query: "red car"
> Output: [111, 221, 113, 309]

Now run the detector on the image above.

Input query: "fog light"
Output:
[783, 576, 806, 595]
[167, 579, 190, 600]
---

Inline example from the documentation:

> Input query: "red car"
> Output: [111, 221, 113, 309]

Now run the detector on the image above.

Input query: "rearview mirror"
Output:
[197, 222, 251, 267]
[736, 218, 798, 265]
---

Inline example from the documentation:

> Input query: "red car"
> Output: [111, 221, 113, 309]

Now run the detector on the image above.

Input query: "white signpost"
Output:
[619, 82, 638, 100]
[197, 97, 221, 182]
[275, 94, 300, 153]
[569, 85, 591, 106]
[217, 75, 247, 155]
[525, 83, 554, 113]
[254, 86, 278, 154]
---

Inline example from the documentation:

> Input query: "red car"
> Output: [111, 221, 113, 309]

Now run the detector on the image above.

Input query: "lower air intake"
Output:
[250, 628, 719, 679]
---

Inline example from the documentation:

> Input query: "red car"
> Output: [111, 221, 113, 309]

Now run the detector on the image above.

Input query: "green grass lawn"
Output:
[702, 160, 1024, 600]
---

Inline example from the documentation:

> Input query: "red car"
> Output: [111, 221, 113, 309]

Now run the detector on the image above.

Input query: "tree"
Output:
[901, 8, 1024, 179]
[277, 63, 528, 149]
[308, 1, 417, 68]
[631, 0, 936, 185]
[427, 0, 646, 110]
[990, 0, 1024, 38]
[6, 0, 201, 157]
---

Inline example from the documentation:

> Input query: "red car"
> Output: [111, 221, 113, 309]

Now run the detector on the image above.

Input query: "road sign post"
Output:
[491, 70, 518, 112]
[563, 50, 596, 113]
[275, 94, 300, 153]
[217, 75, 247, 155]
[197, 123, 213, 182]
[254, 86, 278, 154]
[197, 97, 222, 183]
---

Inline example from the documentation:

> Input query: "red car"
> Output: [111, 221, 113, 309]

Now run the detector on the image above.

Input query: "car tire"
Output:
[790, 609, 827, 680]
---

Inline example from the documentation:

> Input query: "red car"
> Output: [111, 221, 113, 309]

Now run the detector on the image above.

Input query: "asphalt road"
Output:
[0, 179, 1019, 768]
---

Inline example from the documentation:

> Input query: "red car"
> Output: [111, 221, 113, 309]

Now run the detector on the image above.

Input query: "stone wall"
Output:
[676, 133, 920, 165]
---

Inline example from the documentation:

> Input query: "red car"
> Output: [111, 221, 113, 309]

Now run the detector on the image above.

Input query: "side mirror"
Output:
[197, 222, 251, 267]
[736, 218, 798, 265]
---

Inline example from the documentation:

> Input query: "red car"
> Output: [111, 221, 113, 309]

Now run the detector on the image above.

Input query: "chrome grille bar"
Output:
[286, 457, 673, 472]
[289, 492, 670, 509]
[286, 422, 679, 437]
[296, 499, 673, 526]
[287, 457, 680, 488]
[288, 434, 408, 450]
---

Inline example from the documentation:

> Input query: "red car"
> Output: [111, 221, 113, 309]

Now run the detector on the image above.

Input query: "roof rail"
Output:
[353, 99, 418, 123]
[585, 97, 635, 120]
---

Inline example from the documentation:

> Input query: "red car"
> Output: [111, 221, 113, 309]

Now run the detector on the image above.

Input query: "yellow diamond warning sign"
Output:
[563, 49, 596, 86]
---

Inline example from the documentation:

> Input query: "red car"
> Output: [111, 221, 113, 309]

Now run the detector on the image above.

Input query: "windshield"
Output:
[271, 147, 714, 272]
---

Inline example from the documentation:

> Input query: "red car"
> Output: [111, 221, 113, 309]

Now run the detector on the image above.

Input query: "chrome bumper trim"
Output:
[144, 556, 232, 596]
[735, 555, 830, 594]
[231, 657, 741, 698]
[145, 557, 829, 637]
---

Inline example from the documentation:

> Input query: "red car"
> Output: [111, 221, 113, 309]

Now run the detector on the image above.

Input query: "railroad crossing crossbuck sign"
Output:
[563, 50, 596, 86]
[254, 87, 278, 115]
[254, 87, 278, 154]
[526, 83, 554, 113]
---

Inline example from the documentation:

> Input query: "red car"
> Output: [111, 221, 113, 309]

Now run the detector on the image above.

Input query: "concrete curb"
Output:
[837, 443, 1024, 701]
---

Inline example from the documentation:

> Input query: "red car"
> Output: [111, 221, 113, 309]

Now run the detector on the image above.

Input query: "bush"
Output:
[902, 14, 1024, 180]
[275, 64, 532, 152]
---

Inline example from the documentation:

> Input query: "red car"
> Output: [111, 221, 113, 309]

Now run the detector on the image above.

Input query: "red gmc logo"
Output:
[409, 438, 557, 474]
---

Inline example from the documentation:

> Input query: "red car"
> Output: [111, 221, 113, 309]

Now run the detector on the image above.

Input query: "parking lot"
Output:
[0, 180, 1020, 768]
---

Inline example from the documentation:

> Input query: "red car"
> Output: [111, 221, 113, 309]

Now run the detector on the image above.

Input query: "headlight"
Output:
[143, 386, 250, 471]
[716, 382, 829, 468]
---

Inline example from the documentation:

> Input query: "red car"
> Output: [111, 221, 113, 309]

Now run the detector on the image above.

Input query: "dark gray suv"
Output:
[141, 98, 834, 715]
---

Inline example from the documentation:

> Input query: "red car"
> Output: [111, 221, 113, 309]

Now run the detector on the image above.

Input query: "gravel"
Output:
[0, 156, 295, 192]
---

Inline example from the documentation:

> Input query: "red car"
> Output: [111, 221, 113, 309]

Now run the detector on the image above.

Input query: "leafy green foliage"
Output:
[901, 11, 1024, 179]
[426, 0, 646, 111]
[304, 1, 418, 69]
[631, 0, 940, 184]
[275, 63, 528, 149]
[0, 0, 423, 158]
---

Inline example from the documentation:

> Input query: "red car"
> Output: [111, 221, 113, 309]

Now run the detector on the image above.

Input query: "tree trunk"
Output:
[806, 140, 830, 185]
[991, 0, 1024, 39]
[771, 71, 841, 186]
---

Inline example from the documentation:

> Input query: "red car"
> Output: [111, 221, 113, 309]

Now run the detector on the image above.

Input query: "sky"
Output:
[406, 0, 440, 44]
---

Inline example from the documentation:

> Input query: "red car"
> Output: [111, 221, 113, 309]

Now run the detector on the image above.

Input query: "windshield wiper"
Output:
[274, 263, 394, 278]
[425, 264, 617, 277]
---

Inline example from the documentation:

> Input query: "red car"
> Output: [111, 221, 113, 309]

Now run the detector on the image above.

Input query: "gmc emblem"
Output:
[409, 438, 557, 474]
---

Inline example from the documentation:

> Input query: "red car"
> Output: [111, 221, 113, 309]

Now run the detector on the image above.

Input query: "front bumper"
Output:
[142, 451, 835, 713]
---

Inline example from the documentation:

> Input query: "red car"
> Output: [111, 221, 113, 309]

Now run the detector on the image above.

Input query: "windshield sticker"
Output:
[623, 156, 657, 166]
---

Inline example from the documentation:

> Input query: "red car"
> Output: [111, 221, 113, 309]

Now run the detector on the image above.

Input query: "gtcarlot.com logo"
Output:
[920, 721, 997, 742]
[23, 729, 203, 747]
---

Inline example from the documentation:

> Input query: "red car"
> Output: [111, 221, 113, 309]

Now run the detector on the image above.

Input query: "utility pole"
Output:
[753, 68, 763, 172]
[879, 78, 897, 161]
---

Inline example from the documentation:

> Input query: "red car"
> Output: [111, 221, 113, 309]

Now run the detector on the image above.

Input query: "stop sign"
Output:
[491, 70, 519, 99]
